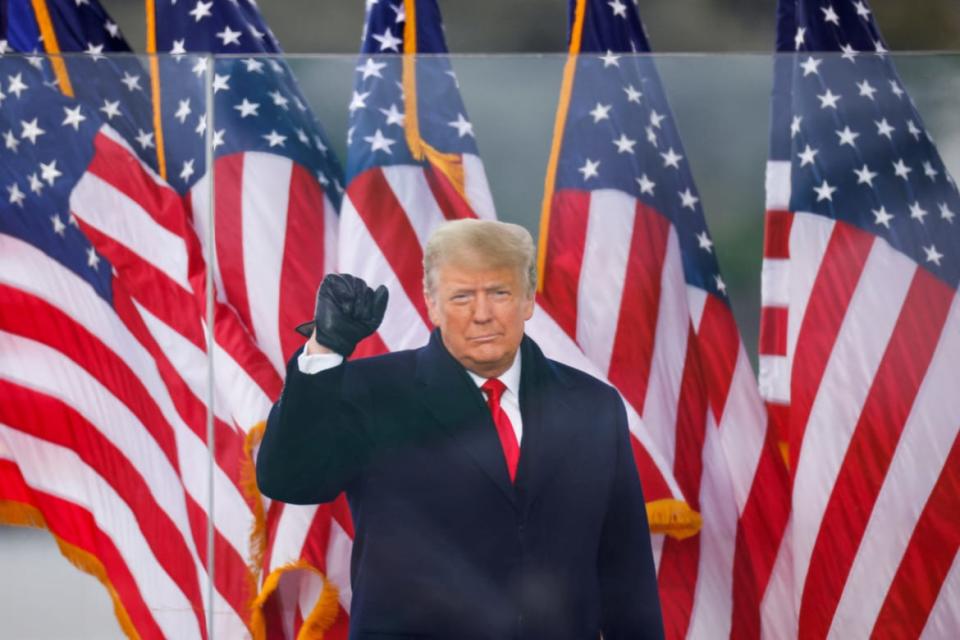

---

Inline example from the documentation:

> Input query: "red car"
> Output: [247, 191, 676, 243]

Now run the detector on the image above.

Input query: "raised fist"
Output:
[295, 274, 389, 356]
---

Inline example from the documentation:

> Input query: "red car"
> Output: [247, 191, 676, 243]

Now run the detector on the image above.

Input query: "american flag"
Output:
[0, 0, 318, 636]
[147, 3, 351, 637]
[149, 0, 343, 381]
[0, 0, 156, 165]
[536, 1, 791, 638]
[760, 0, 960, 637]
[0, 44, 258, 638]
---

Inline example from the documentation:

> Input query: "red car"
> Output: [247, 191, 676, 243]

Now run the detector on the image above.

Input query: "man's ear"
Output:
[521, 293, 535, 321]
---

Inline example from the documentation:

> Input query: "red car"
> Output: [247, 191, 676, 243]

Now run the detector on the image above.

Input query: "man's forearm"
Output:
[256, 352, 371, 504]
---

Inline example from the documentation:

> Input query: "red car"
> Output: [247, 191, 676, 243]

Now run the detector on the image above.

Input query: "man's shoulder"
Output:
[543, 356, 620, 402]
[346, 346, 420, 376]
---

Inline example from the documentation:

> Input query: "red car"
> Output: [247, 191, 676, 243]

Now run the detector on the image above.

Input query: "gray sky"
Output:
[101, 0, 960, 54]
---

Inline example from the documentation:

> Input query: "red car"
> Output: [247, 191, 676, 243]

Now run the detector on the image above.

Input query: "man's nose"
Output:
[472, 293, 492, 322]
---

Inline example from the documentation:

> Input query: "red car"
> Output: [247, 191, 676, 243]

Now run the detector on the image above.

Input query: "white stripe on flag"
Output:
[70, 173, 192, 292]
[242, 152, 292, 376]
[828, 292, 960, 639]
[641, 226, 688, 473]
[717, 347, 769, 512]
[762, 519, 797, 639]
[381, 165, 448, 247]
[328, 519, 354, 613]
[267, 504, 318, 572]
[575, 189, 635, 374]
[765, 160, 792, 210]
[786, 213, 836, 362]
[791, 240, 915, 595]
[0, 425, 204, 640]
[463, 153, 496, 220]
[687, 409, 737, 640]
[323, 194, 339, 276]
[339, 195, 431, 351]
[921, 551, 960, 640]
[189, 172, 228, 304]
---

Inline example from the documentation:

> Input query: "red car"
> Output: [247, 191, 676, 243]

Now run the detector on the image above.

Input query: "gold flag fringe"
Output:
[250, 561, 340, 640]
[646, 499, 703, 540]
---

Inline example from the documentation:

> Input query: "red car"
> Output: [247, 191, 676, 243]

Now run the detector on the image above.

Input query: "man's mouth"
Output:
[468, 333, 501, 344]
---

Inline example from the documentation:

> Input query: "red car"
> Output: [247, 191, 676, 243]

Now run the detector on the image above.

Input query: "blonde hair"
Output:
[423, 219, 536, 298]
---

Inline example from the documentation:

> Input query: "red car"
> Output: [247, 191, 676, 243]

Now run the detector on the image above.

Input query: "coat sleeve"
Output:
[598, 388, 665, 639]
[256, 348, 375, 504]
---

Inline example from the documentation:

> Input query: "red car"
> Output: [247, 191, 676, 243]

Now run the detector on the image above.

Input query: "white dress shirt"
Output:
[298, 345, 524, 443]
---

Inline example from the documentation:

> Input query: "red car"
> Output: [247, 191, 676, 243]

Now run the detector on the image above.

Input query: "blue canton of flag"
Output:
[348, 0, 480, 184]
[0, 0, 158, 171]
[781, 0, 959, 288]
[0, 56, 111, 300]
[553, 0, 726, 297]
[151, 0, 342, 201]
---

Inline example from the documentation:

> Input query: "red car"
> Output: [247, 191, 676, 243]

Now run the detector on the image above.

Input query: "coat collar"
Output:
[415, 329, 578, 511]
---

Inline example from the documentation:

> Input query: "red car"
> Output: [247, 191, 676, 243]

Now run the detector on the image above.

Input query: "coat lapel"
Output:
[416, 330, 518, 509]
[514, 336, 579, 510]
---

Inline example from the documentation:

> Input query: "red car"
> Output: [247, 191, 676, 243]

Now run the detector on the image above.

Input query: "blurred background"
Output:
[3, 1, 959, 637]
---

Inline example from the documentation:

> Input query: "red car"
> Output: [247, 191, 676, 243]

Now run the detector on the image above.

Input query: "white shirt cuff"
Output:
[297, 349, 344, 374]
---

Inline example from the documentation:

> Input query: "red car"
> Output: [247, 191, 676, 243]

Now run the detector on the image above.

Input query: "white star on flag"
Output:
[364, 128, 395, 154]
[578, 158, 600, 180]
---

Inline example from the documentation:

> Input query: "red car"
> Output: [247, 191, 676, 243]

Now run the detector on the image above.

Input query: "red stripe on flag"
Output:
[107, 287, 249, 487]
[278, 163, 328, 363]
[326, 611, 351, 640]
[86, 132, 191, 239]
[759, 306, 788, 357]
[608, 202, 670, 417]
[537, 189, 590, 340]
[730, 417, 791, 640]
[1, 288, 254, 621]
[767, 401, 790, 450]
[798, 267, 954, 640]
[76, 221, 206, 351]
[658, 325, 708, 640]
[763, 210, 793, 259]
[0, 459, 31, 503]
[788, 222, 873, 474]
[331, 492, 355, 538]
[658, 535, 701, 640]
[214, 154, 255, 334]
[696, 296, 740, 421]
[0, 462, 169, 640]
[0, 285, 181, 471]
[629, 436, 673, 503]
[0, 381, 208, 634]
[183, 495, 254, 624]
[872, 427, 960, 639]
[210, 301, 284, 403]
[300, 504, 333, 570]
[347, 169, 431, 325]
[423, 163, 477, 221]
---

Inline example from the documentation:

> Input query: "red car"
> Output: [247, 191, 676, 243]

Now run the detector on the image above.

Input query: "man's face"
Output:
[425, 260, 535, 378]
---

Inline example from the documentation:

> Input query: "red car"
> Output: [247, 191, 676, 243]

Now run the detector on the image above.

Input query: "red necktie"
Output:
[481, 378, 520, 483]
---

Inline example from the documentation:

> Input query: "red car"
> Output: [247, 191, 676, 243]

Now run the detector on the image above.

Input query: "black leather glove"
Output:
[295, 274, 389, 356]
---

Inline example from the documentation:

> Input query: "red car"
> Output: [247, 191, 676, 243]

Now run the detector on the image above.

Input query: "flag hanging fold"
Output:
[146, 1, 349, 637]
[0, 51, 255, 638]
[536, 1, 790, 638]
[760, 1, 960, 637]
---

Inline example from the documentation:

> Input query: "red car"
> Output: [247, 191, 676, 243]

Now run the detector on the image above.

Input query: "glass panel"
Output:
[2, 50, 958, 638]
